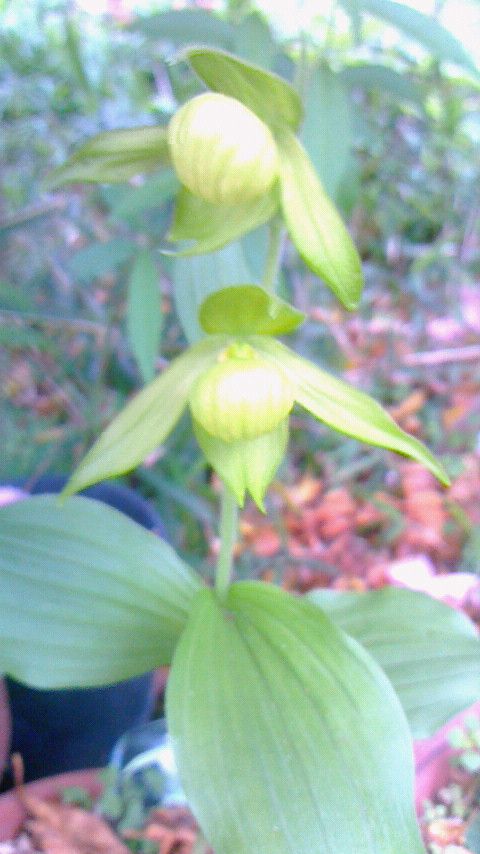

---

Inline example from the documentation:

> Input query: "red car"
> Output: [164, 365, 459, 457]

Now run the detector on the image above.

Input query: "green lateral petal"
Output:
[64, 336, 229, 496]
[45, 126, 171, 188]
[167, 583, 424, 854]
[308, 587, 480, 738]
[0, 496, 201, 688]
[254, 337, 450, 485]
[193, 418, 288, 510]
[199, 285, 305, 336]
[184, 47, 303, 132]
[166, 185, 279, 256]
[276, 127, 363, 310]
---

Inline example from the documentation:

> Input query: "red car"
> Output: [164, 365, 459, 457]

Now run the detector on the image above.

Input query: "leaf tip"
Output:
[59, 479, 79, 500]
[343, 296, 361, 312]
[56, 490, 68, 507]
[436, 466, 452, 489]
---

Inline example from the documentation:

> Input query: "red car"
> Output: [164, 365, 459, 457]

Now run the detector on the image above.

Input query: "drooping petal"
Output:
[193, 418, 289, 510]
[45, 126, 171, 189]
[166, 185, 279, 256]
[254, 336, 450, 485]
[64, 336, 229, 496]
[276, 127, 363, 310]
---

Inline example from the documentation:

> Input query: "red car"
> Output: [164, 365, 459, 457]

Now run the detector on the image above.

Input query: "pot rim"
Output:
[0, 679, 11, 781]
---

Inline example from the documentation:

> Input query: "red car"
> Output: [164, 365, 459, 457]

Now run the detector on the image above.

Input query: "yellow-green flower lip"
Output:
[188, 343, 296, 443]
[167, 93, 279, 206]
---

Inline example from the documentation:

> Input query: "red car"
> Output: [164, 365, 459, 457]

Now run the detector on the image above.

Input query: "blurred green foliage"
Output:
[1, 0, 479, 556]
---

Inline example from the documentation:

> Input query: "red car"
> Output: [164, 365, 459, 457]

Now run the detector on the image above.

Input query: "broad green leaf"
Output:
[63, 335, 229, 496]
[185, 47, 303, 132]
[167, 583, 424, 854]
[45, 126, 171, 189]
[70, 238, 137, 282]
[254, 336, 450, 485]
[172, 243, 251, 344]
[309, 587, 480, 738]
[126, 250, 162, 384]
[301, 66, 353, 202]
[199, 285, 304, 336]
[193, 418, 288, 509]
[131, 8, 235, 48]
[342, 0, 479, 76]
[276, 128, 363, 310]
[0, 495, 201, 688]
[167, 185, 279, 257]
[233, 13, 276, 69]
[340, 63, 423, 105]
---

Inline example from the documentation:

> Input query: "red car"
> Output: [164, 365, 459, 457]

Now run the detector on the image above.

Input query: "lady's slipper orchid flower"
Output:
[166, 48, 363, 312]
[45, 47, 363, 311]
[167, 93, 279, 206]
[63, 286, 449, 510]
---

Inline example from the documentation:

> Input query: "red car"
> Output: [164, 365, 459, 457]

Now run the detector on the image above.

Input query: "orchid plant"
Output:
[1, 47, 480, 854]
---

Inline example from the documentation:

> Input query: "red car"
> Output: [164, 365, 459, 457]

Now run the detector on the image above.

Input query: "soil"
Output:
[3, 777, 479, 854]
[421, 770, 480, 853]
[3, 732, 480, 854]
[0, 780, 206, 854]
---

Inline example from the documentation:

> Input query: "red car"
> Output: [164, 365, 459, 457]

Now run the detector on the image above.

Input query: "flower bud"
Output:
[189, 344, 295, 443]
[167, 93, 279, 206]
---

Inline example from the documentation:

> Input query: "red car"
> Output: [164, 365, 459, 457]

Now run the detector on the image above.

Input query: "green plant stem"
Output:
[293, 27, 312, 102]
[261, 216, 284, 292]
[215, 483, 238, 600]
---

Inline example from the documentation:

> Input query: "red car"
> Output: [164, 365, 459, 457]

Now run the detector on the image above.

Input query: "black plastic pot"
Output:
[2, 475, 167, 784]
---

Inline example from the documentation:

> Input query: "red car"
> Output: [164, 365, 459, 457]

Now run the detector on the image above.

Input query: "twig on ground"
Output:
[403, 346, 480, 366]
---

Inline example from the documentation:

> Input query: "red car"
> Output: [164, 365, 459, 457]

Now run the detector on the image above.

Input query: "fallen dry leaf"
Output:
[21, 792, 130, 854]
[125, 807, 210, 854]
[389, 389, 427, 423]
[426, 816, 466, 846]
[276, 475, 323, 508]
